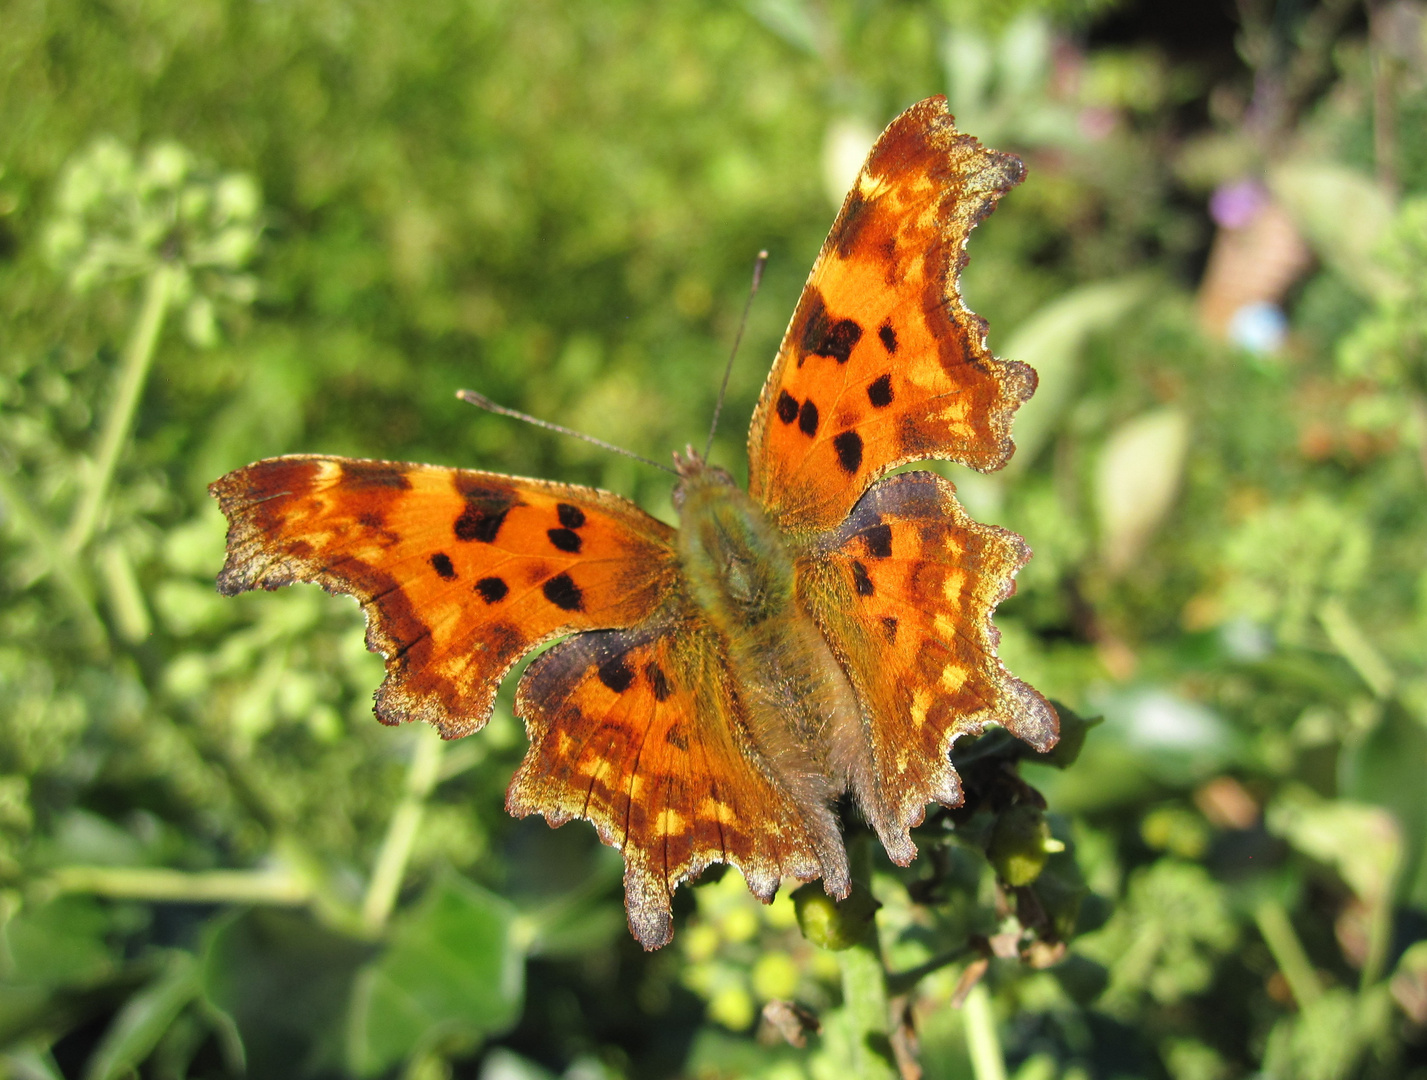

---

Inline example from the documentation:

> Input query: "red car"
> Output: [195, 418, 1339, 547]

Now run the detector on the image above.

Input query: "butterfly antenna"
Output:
[456, 390, 679, 476]
[703, 249, 769, 460]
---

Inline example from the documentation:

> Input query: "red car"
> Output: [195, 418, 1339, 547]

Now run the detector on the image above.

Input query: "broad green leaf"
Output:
[0, 1045, 65, 1080]
[1267, 787, 1401, 906]
[1001, 277, 1153, 472]
[1, 896, 116, 989]
[1094, 407, 1191, 575]
[1340, 699, 1427, 906]
[1270, 161, 1399, 302]
[345, 870, 523, 1078]
[200, 909, 373, 1080]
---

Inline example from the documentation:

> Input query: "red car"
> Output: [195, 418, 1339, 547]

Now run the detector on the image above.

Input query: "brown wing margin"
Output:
[508, 610, 842, 948]
[210, 455, 679, 738]
[748, 96, 1034, 534]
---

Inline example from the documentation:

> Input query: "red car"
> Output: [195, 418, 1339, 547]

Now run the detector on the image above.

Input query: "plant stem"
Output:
[65, 262, 176, 555]
[831, 831, 899, 1079]
[1255, 898, 1322, 1007]
[963, 982, 1007, 1080]
[361, 727, 445, 934]
[48, 865, 310, 905]
[0, 465, 107, 654]
[836, 939, 898, 1080]
[1317, 598, 1395, 699]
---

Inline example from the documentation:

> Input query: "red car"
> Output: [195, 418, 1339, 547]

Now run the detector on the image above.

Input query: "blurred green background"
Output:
[3, 0, 1427, 1077]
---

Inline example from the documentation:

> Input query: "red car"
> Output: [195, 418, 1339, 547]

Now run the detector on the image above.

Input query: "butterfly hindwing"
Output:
[508, 608, 839, 949]
[748, 96, 1035, 534]
[211, 455, 679, 738]
[798, 471, 1057, 860]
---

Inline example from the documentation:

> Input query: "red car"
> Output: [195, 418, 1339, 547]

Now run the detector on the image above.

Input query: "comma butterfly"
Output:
[210, 96, 1058, 949]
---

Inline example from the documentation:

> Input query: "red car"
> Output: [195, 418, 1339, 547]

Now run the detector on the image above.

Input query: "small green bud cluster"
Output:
[44, 138, 263, 346]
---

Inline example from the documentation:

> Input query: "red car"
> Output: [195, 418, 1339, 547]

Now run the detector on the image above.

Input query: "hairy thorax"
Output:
[673, 456, 865, 884]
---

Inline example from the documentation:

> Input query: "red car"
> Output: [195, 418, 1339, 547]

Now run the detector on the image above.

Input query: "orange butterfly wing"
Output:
[748, 96, 1034, 534]
[210, 97, 1056, 951]
[508, 609, 845, 949]
[799, 472, 1057, 861]
[210, 455, 678, 738]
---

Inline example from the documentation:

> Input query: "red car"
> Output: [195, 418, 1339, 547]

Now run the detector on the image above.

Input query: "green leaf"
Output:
[200, 909, 374, 1080]
[1261, 985, 1394, 1080]
[1270, 160, 1399, 302]
[83, 951, 199, 1080]
[1032, 701, 1103, 770]
[345, 870, 524, 1078]
[1, 896, 117, 989]
[1000, 277, 1152, 472]
[1095, 407, 1192, 575]
[1339, 698, 1427, 907]
[1266, 786, 1401, 905]
[0, 1044, 66, 1080]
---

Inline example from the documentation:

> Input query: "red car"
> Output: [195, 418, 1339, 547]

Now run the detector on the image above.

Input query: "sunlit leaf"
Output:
[345, 871, 524, 1078]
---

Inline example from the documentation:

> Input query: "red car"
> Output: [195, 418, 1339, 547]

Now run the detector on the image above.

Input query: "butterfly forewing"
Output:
[211, 455, 679, 738]
[508, 608, 834, 949]
[748, 96, 1035, 534]
[798, 472, 1057, 859]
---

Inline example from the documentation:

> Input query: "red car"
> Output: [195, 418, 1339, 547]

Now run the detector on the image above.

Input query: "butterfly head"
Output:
[670, 445, 736, 511]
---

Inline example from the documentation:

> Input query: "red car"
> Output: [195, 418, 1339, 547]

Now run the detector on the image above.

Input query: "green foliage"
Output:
[2, 0, 1427, 1077]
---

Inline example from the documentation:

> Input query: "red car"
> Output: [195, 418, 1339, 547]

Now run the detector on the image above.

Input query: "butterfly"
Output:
[211, 96, 1057, 950]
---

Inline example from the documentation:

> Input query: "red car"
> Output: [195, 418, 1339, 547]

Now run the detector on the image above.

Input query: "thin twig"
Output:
[1254, 898, 1323, 1007]
[360, 727, 446, 934]
[65, 262, 176, 554]
[886, 944, 975, 996]
[963, 982, 1007, 1080]
[48, 865, 311, 906]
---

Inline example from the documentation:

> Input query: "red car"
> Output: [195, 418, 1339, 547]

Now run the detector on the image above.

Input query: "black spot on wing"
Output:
[867, 373, 894, 408]
[455, 505, 507, 542]
[557, 503, 586, 529]
[542, 573, 584, 612]
[646, 662, 672, 702]
[862, 524, 893, 559]
[798, 400, 819, 437]
[851, 560, 874, 596]
[665, 726, 688, 750]
[833, 430, 864, 474]
[776, 390, 799, 425]
[881, 616, 898, 644]
[453, 481, 519, 543]
[475, 576, 508, 604]
[597, 655, 634, 693]
[430, 553, 457, 580]
[813, 319, 863, 364]
[878, 322, 898, 354]
[547, 528, 582, 553]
